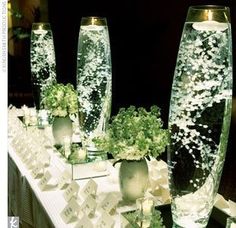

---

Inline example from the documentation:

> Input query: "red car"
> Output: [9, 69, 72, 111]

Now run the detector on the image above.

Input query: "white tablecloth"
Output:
[8, 107, 170, 228]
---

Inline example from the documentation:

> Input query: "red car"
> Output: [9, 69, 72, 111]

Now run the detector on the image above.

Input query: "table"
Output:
[8, 107, 170, 228]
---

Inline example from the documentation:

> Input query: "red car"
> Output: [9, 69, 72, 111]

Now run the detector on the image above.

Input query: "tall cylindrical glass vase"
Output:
[76, 17, 112, 161]
[30, 22, 57, 110]
[167, 6, 232, 228]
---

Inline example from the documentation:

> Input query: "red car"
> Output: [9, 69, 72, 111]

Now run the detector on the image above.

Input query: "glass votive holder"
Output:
[226, 216, 236, 228]
[37, 109, 49, 128]
[136, 196, 155, 218]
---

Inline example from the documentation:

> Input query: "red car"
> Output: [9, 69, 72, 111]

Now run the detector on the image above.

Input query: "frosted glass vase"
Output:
[76, 17, 112, 161]
[119, 159, 149, 202]
[167, 6, 232, 228]
[30, 23, 57, 110]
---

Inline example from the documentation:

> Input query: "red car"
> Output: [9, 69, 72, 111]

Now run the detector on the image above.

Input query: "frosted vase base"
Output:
[52, 116, 73, 146]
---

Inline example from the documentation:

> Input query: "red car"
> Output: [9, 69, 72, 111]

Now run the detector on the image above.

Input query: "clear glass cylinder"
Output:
[30, 22, 57, 110]
[167, 5, 232, 228]
[76, 17, 112, 161]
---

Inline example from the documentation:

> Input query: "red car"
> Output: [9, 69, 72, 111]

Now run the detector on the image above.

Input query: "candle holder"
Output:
[30, 22, 57, 110]
[136, 197, 155, 226]
[76, 17, 112, 162]
[168, 5, 232, 228]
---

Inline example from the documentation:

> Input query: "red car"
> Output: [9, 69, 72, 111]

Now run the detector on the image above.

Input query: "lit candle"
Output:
[64, 137, 71, 158]
[193, 20, 228, 31]
[142, 198, 154, 216]
[77, 148, 87, 161]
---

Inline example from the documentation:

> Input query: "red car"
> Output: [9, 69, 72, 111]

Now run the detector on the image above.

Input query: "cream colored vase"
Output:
[119, 158, 149, 202]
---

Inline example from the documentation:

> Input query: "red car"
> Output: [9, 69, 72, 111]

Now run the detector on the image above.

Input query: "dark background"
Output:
[8, 0, 236, 200]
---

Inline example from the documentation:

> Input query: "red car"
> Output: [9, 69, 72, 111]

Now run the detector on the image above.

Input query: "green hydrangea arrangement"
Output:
[93, 105, 169, 160]
[41, 83, 78, 117]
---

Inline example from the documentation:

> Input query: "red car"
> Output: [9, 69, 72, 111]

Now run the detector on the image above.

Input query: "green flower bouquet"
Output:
[93, 105, 169, 160]
[41, 83, 78, 117]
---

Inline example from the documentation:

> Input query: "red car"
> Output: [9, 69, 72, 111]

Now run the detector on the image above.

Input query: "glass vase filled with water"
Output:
[30, 22, 56, 110]
[76, 17, 112, 161]
[168, 6, 232, 228]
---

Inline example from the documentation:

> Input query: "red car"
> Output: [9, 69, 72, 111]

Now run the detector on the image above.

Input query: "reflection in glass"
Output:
[76, 17, 112, 161]
[30, 22, 56, 110]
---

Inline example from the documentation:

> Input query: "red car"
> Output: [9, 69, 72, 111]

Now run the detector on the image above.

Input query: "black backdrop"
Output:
[47, 0, 236, 200]
[48, 0, 235, 119]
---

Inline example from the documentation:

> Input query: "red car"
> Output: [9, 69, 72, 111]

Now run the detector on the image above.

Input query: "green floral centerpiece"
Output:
[94, 105, 169, 160]
[41, 83, 78, 146]
[41, 83, 78, 117]
[94, 105, 169, 202]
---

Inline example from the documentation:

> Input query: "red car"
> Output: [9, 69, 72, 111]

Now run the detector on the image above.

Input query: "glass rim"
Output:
[189, 5, 229, 11]
[80, 16, 107, 26]
[187, 5, 231, 23]
[32, 22, 51, 30]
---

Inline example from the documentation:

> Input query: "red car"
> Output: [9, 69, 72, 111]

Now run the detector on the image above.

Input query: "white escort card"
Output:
[60, 198, 80, 224]
[81, 195, 97, 217]
[21, 149, 33, 163]
[37, 151, 51, 166]
[74, 215, 93, 228]
[31, 161, 44, 179]
[16, 144, 28, 158]
[25, 154, 38, 170]
[98, 193, 120, 214]
[38, 170, 52, 191]
[12, 137, 21, 147]
[96, 211, 115, 228]
[58, 170, 71, 189]
[63, 181, 80, 202]
[80, 179, 97, 199]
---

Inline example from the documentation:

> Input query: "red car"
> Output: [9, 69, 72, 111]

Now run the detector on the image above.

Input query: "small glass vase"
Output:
[119, 159, 149, 202]
[30, 22, 57, 110]
[76, 17, 112, 161]
[167, 5, 232, 228]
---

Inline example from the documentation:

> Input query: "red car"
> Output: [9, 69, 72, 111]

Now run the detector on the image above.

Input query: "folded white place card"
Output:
[38, 151, 51, 166]
[16, 144, 28, 158]
[63, 181, 80, 202]
[31, 161, 44, 179]
[74, 215, 93, 228]
[81, 195, 97, 217]
[60, 198, 80, 224]
[96, 211, 115, 228]
[58, 170, 71, 189]
[38, 170, 52, 191]
[25, 155, 38, 170]
[98, 193, 119, 214]
[21, 150, 33, 163]
[80, 179, 97, 199]
[12, 137, 21, 148]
